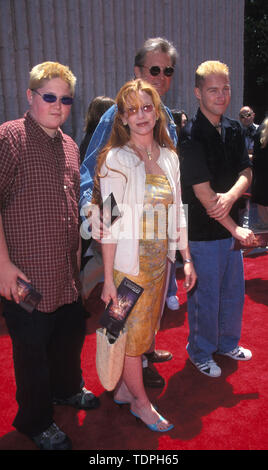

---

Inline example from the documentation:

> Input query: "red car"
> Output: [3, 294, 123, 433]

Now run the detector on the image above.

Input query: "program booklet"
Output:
[100, 277, 144, 338]
[234, 230, 268, 250]
[16, 278, 42, 313]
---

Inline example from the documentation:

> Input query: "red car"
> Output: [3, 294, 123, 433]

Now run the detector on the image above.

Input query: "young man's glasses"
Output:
[126, 104, 154, 116]
[142, 65, 175, 77]
[31, 89, 73, 105]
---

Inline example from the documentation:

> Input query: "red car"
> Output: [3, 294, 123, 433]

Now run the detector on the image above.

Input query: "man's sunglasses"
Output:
[240, 112, 253, 118]
[31, 89, 73, 105]
[142, 65, 175, 77]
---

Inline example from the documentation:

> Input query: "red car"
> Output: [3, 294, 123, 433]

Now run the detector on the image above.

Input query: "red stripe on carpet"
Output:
[0, 252, 267, 450]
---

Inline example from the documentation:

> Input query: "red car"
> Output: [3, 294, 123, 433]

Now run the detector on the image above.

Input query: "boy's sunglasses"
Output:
[31, 89, 73, 105]
[142, 65, 175, 77]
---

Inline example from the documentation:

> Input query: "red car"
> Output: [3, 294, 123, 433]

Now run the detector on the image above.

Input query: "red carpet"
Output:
[0, 251, 267, 451]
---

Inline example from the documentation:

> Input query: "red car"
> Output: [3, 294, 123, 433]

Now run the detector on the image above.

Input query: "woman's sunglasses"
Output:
[142, 65, 175, 77]
[31, 89, 73, 105]
[126, 104, 154, 116]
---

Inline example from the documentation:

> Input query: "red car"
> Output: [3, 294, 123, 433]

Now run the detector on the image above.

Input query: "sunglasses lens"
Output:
[143, 104, 153, 113]
[127, 107, 137, 115]
[149, 66, 174, 77]
[43, 94, 57, 103]
[61, 96, 73, 105]
[42, 94, 73, 105]
[164, 67, 174, 77]
[149, 66, 161, 76]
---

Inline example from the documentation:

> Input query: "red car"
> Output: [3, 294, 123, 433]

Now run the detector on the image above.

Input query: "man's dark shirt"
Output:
[179, 108, 251, 241]
[243, 123, 259, 152]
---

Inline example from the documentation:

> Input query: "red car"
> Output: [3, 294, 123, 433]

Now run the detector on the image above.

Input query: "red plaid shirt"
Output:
[0, 112, 81, 312]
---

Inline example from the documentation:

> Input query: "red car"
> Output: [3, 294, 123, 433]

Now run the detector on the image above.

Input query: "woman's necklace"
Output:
[145, 149, 152, 160]
[130, 142, 155, 161]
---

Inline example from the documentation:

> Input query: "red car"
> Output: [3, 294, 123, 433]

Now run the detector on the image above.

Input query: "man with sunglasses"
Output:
[80, 37, 179, 389]
[0, 61, 99, 450]
[239, 106, 259, 155]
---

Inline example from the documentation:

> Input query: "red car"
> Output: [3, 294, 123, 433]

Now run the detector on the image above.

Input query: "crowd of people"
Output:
[0, 36, 267, 450]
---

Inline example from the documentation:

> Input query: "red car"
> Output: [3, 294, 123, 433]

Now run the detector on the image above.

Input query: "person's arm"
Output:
[79, 105, 116, 207]
[206, 167, 252, 220]
[101, 243, 118, 307]
[178, 233, 197, 292]
[94, 147, 126, 307]
[172, 150, 197, 292]
[193, 180, 255, 245]
[0, 214, 30, 302]
[0, 133, 30, 302]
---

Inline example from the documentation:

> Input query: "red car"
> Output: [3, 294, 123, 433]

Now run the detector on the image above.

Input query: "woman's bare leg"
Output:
[115, 355, 172, 431]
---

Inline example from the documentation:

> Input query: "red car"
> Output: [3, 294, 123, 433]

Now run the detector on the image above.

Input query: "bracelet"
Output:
[183, 258, 192, 264]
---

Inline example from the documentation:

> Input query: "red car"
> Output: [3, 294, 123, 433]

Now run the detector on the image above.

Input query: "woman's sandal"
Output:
[130, 409, 174, 432]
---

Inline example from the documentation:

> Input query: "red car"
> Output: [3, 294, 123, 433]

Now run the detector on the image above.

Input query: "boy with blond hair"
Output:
[0, 61, 99, 450]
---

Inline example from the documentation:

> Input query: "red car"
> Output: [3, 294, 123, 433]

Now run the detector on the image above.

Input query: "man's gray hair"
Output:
[134, 37, 178, 68]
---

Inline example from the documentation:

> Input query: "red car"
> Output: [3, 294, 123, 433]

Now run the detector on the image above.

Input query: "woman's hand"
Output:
[183, 261, 197, 292]
[101, 279, 118, 308]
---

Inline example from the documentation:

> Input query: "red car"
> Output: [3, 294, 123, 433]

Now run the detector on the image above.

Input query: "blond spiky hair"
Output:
[29, 61, 76, 95]
[195, 60, 229, 88]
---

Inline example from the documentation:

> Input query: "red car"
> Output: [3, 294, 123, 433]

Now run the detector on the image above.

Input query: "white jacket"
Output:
[98, 145, 187, 275]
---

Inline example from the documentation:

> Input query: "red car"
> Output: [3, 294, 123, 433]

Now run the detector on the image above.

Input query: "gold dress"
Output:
[113, 174, 173, 356]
